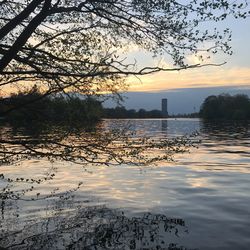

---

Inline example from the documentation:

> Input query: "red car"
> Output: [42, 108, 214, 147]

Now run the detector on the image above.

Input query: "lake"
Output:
[0, 118, 250, 249]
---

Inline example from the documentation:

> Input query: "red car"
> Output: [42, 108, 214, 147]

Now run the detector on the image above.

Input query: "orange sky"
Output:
[128, 65, 250, 92]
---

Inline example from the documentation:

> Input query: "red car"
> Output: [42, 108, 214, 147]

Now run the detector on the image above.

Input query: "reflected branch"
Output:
[0, 205, 194, 250]
[0, 122, 198, 166]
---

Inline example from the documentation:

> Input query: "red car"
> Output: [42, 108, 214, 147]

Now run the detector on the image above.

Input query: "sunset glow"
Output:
[128, 65, 250, 92]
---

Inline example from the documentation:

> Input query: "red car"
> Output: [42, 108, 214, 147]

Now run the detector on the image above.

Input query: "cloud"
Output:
[127, 65, 250, 92]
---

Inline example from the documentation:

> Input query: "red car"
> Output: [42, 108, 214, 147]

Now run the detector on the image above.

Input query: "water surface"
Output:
[0, 119, 250, 249]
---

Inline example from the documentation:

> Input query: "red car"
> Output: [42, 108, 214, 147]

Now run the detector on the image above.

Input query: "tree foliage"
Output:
[200, 94, 250, 120]
[0, 0, 249, 99]
[0, 86, 103, 123]
[104, 106, 163, 118]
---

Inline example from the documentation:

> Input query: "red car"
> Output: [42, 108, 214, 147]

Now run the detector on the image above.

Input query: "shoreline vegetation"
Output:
[103, 107, 199, 119]
[0, 87, 102, 126]
[1, 90, 250, 123]
[200, 94, 250, 120]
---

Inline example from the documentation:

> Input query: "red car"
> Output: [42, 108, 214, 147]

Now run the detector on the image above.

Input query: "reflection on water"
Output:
[0, 119, 193, 167]
[0, 202, 190, 250]
[0, 119, 250, 250]
[161, 120, 168, 132]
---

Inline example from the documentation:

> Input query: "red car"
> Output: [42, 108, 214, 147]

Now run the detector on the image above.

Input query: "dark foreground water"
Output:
[0, 119, 250, 249]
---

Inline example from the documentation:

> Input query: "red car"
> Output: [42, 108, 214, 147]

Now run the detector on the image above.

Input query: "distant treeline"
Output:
[103, 107, 198, 118]
[0, 87, 102, 124]
[103, 107, 164, 118]
[200, 94, 250, 120]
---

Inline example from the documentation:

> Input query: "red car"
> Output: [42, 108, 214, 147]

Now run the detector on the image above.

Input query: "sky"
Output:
[109, 17, 250, 113]
[126, 18, 250, 92]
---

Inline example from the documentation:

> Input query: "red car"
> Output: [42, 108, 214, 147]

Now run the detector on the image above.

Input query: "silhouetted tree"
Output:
[0, 87, 103, 124]
[200, 94, 250, 120]
[104, 107, 163, 118]
[1, 0, 249, 103]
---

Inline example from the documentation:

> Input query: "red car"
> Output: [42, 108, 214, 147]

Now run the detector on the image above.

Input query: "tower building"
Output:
[161, 98, 168, 117]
